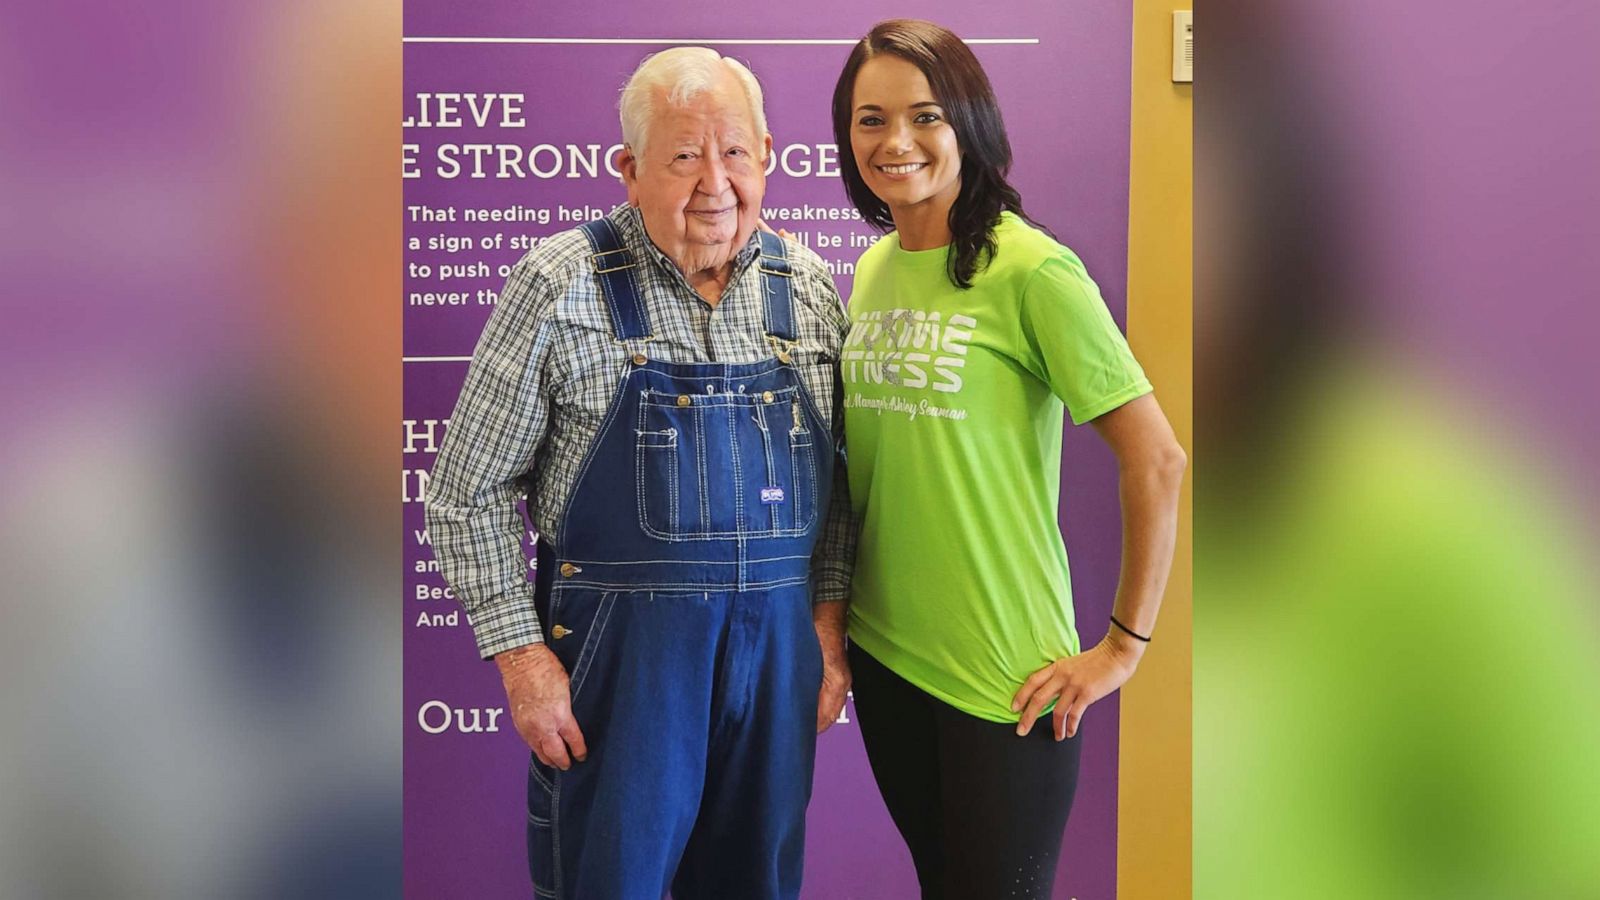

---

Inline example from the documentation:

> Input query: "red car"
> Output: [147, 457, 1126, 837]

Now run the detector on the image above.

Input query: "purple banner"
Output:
[404, 5, 1133, 897]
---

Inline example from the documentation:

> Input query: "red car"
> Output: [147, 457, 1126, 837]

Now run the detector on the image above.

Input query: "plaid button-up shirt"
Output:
[426, 205, 857, 658]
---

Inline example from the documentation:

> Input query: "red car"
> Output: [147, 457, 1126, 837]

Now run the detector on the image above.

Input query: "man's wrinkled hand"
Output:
[817, 648, 851, 734]
[814, 602, 851, 734]
[496, 643, 588, 770]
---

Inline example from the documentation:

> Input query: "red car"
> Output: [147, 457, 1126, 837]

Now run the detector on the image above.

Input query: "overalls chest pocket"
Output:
[635, 384, 818, 541]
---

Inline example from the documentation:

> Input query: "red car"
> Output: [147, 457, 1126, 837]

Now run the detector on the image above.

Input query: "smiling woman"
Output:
[846, 56, 964, 244]
[828, 18, 1186, 900]
[832, 20, 1031, 289]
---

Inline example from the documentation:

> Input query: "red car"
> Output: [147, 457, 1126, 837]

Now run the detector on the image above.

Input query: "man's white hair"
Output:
[619, 47, 768, 156]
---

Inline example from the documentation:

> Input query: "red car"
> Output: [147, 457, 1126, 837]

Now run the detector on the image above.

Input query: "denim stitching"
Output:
[584, 220, 631, 340]
[696, 405, 710, 533]
[569, 592, 616, 701]
[635, 399, 682, 538]
[628, 376, 820, 541]
[790, 432, 813, 533]
[806, 434, 817, 529]
[601, 216, 652, 341]
[637, 520, 808, 540]
[633, 355, 790, 382]
[638, 385, 798, 409]
[560, 553, 813, 565]
[551, 774, 564, 898]
[528, 754, 554, 793]
[754, 404, 779, 532]
[728, 397, 743, 535]
[635, 400, 647, 535]
[636, 358, 787, 379]
[667, 436, 678, 532]
[559, 575, 809, 591]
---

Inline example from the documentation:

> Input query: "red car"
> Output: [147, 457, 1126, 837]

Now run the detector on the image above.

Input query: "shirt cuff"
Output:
[466, 593, 545, 659]
[811, 560, 854, 604]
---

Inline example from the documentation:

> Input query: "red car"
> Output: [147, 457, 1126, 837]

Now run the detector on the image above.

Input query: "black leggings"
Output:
[849, 643, 1083, 900]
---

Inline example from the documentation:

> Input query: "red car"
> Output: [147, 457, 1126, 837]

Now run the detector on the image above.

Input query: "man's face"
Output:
[620, 71, 771, 277]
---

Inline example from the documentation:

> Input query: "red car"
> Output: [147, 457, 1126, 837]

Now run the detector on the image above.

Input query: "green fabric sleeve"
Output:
[1018, 253, 1152, 425]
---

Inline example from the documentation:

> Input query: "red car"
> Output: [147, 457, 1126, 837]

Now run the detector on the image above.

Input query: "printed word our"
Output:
[416, 700, 505, 735]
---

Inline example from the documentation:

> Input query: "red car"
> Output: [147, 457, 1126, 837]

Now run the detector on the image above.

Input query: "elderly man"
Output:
[425, 48, 855, 900]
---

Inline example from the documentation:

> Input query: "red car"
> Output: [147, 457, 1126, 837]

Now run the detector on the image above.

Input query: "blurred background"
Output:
[0, 1, 400, 896]
[1196, 0, 1600, 897]
[0, 0, 1595, 897]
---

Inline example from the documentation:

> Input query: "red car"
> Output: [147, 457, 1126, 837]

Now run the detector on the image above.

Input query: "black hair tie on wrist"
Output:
[1110, 615, 1151, 643]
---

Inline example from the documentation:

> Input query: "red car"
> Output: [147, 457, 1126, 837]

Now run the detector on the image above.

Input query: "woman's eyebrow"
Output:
[854, 101, 942, 112]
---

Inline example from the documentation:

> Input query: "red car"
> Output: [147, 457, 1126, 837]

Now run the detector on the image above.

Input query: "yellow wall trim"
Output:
[1119, 0, 1193, 897]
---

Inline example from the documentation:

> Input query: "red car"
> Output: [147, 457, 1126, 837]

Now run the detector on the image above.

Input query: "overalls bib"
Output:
[525, 220, 834, 900]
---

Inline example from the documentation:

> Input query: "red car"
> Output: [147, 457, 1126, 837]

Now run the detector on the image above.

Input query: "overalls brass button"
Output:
[550, 625, 572, 640]
[632, 353, 647, 365]
[676, 394, 691, 407]
[762, 390, 775, 403]
[559, 562, 577, 578]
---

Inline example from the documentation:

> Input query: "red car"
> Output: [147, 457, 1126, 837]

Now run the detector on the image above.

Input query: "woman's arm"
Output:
[1013, 393, 1186, 740]
[1095, 392, 1187, 639]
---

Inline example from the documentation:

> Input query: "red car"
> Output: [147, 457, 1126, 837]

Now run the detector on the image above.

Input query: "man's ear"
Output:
[761, 133, 774, 169]
[615, 144, 641, 206]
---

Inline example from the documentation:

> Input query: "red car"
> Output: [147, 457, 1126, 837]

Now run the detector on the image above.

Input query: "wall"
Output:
[1119, 0, 1193, 898]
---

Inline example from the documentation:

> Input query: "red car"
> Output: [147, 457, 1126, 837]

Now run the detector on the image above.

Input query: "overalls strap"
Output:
[757, 230, 799, 344]
[578, 218, 652, 341]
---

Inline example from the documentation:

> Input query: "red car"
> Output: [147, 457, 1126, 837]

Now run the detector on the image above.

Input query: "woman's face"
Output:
[849, 54, 963, 219]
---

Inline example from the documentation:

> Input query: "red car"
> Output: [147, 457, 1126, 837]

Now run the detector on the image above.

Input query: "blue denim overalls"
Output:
[525, 219, 834, 900]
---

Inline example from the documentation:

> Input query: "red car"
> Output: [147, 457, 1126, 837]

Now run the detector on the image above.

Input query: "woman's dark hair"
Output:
[832, 19, 1038, 289]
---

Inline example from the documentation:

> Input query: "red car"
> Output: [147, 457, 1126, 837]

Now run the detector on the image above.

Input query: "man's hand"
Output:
[813, 600, 851, 734]
[757, 219, 798, 242]
[496, 643, 588, 770]
[1011, 629, 1146, 741]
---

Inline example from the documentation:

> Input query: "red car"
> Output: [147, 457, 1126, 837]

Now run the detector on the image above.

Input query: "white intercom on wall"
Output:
[1173, 10, 1194, 83]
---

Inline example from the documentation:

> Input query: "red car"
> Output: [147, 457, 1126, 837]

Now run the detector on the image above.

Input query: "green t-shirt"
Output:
[842, 212, 1152, 722]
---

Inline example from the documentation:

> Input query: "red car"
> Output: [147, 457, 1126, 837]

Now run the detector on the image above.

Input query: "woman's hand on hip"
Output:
[1011, 632, 1146, 741]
